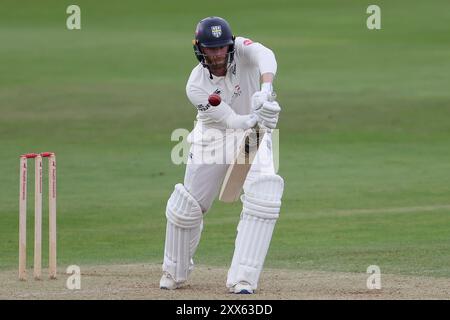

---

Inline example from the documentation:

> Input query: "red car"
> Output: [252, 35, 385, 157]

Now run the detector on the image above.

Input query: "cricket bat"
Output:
[218, 92, 276, 202]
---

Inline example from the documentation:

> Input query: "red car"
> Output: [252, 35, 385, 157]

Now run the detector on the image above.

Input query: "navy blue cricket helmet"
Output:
[192, 16, 236, 67]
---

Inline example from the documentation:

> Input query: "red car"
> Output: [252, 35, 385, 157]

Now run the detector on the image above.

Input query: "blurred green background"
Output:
[1, 0, 449, 278]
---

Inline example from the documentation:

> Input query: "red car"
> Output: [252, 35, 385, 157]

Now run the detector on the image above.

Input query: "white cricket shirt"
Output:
[186, 36, 277, 130]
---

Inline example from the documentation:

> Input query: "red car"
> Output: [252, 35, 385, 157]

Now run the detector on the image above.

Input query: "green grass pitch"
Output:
[1, 0, 449, 278]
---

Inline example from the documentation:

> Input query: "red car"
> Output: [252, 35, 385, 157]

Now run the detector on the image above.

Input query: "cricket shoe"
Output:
[229, 282, 254, 294]
[159, 272, 183, 290]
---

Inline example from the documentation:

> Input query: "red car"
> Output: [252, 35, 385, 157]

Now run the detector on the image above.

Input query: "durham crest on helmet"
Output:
[211, 25, 222, 38]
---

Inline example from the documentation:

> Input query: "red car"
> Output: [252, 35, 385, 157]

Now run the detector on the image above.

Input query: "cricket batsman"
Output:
[160, 16, 283, 294]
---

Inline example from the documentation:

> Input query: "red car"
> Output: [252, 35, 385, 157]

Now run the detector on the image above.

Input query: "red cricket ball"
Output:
[208, 93, 221, 106]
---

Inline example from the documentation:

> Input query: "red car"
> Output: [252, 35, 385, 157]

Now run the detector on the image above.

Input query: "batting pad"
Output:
[226, 174, 284, 290]
[163, 184, 203, 282]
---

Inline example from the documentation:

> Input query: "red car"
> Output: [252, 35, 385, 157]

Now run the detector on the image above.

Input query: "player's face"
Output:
[202, 46, 229, 69]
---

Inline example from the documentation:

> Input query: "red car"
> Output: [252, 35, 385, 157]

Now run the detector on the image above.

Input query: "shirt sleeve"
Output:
[235, 36, 277, 76]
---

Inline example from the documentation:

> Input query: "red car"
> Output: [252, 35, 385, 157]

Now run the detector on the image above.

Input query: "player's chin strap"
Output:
[163, 184, 203, 283]
[226, 174, 284, 290]
[208, 67, 213, 80]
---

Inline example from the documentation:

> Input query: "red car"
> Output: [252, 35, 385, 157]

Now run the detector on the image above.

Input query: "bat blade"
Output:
[219, 127, 265, 202]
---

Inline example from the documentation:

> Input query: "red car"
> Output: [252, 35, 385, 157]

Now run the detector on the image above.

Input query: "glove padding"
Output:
[244, 114, 258, 128]
[251, 91, 271, 111]
[254, 101, 281, 129]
